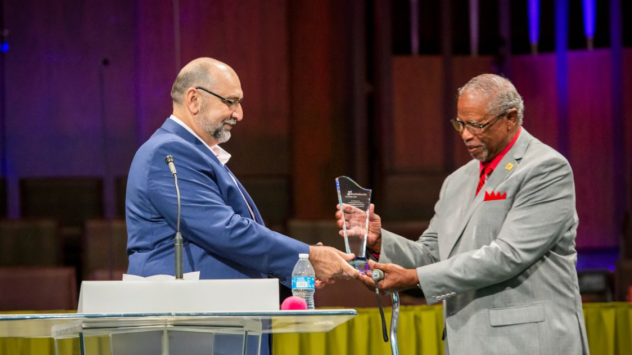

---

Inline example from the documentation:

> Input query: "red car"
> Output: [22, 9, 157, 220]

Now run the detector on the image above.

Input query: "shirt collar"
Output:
[169, 115, 231, 165]
[480, 127, 521, 174]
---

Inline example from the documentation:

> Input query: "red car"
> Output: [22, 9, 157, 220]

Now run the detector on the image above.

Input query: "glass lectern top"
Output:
[0, 310, 357, 338]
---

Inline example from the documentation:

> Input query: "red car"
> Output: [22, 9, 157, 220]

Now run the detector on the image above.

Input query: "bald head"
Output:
[171, 57, 239, 105]
[457, 74, 524, 125]
[169, 57, 244, 146]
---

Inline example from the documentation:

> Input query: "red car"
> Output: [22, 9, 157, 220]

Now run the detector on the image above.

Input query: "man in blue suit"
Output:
[126, 57, 357, 354]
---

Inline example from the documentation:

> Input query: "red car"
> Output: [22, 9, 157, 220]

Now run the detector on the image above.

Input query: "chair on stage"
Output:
[615, 259, 632, 302]
[0, 177, 6, 218]
[20, 177, 104, 267]
[616, 210, 632, 301]
[381, 172, 447, 223]
[115, 176, 127, 218]
[0, 267, 77, 311]
[82, 219, 128, 280]
[0, 219, 61, 267]
[287, 219, 340, 247]
[578, 269, 614, 302]
[315, 278, 393, 308]
[20, 177, 104, 232]
[239, 175, 290, 234]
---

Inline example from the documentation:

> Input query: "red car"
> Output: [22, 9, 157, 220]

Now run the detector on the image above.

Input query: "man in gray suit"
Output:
[339, 74, 589, 354]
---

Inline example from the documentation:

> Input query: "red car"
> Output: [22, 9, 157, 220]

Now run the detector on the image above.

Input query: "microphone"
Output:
[165, 155, 177, 175]
[372, 269, 385, 282]
[165, 155, 184, 280]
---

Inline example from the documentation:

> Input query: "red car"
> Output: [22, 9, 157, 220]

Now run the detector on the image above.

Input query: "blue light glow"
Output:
[528, 0, 540, 45]
[583, 0, 596, 38]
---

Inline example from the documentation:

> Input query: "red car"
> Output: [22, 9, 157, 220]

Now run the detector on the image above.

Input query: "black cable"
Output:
[372, 270, 389, 342]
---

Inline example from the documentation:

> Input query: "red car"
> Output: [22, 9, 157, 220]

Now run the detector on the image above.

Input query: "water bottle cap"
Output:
[299, 253, 309, 259]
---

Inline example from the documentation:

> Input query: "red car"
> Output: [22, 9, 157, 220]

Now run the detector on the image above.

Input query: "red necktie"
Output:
[476, 166, 493, 196]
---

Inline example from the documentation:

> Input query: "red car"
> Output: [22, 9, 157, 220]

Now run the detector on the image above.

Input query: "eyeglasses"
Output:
[450, 111, 507, 134]
[196, 87, 243, 109]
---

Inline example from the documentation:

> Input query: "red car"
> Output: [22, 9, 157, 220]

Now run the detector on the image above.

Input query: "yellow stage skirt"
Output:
[2, 303, 631, 355]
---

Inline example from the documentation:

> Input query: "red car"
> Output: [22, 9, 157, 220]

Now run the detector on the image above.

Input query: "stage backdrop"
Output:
[1, 0, 631, 250]
[386, 50, 632, 249]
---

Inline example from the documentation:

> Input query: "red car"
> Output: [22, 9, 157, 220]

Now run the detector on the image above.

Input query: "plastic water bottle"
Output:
[292, 253, 315, 309]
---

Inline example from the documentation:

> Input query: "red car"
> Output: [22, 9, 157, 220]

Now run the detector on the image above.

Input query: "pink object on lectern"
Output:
[281, 296, 308, 310]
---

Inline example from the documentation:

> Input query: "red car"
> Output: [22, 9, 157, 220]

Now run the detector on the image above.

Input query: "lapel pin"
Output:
[505, 163, 514, 171]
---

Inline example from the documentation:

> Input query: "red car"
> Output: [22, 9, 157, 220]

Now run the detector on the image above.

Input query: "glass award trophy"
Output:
[335, 176, 372, 274]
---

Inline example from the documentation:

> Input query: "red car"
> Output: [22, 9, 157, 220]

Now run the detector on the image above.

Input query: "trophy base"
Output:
[348, 257, 370, 275]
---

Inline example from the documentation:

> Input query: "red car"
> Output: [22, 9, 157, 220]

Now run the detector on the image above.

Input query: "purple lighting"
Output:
[582, 0, 596, 38]
[528, 0, 540, 45]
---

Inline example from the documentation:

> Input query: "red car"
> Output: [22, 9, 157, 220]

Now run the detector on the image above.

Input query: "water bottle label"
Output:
[292, 276, 315, 289]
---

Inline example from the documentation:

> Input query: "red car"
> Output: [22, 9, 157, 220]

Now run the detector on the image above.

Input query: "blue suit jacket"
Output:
[126, 118, 309, 286]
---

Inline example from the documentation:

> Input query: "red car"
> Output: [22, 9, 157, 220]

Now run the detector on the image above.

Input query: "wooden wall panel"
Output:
[450, 56, 496, 167]
[568, 50, 616, 248]
[135, 0, 178, 143]
[391, 56, 444, 172]
[178, 0, 290, 175]
[625, 49, 632, 215]
[390, 56, 496, 173]
[1, 1, 630, 249]
[290, 0, 338, 219]
[511, 54, 560, 151]
[387, 52, 631, 249]
[289, 1, 364, 219]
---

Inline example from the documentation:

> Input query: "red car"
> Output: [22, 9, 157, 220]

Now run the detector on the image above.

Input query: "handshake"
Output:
[308, 203, 419, 294]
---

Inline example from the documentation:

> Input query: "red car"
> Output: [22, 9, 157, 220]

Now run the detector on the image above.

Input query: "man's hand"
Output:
[312, 242, 341, 288]
[358, 260, 419, 294]
[335, 203, 383, 252]
[308, 245, 359, 281]
[315, 279, 335, 289]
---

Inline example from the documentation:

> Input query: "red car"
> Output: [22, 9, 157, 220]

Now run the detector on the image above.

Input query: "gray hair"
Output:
[457, 74, 524, 125]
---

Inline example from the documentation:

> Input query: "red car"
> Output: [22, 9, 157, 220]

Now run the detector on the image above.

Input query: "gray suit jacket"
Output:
[380, 128, 589, 355]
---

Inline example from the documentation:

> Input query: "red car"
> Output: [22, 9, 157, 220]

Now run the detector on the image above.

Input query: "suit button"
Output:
[281, 277, 286, 282]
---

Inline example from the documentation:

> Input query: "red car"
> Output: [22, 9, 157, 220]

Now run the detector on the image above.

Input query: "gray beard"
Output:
[212, 125, 231, 143]
[197, 115, 236, 144]
[471, 145, 489, 162]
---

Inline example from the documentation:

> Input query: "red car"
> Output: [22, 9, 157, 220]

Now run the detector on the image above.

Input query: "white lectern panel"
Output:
[78, 279, 279, 313]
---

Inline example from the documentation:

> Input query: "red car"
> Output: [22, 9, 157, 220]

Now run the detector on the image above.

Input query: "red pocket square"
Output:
[484, 191, 506, 201]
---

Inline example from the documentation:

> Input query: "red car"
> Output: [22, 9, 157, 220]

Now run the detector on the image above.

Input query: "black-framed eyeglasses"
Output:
[450, 111, 507, 134]
[196, 87, 243, 109]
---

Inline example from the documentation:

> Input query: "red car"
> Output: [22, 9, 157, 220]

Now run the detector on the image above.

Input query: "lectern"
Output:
[0, 310, 356, 355]
[0, 278, 356, 355]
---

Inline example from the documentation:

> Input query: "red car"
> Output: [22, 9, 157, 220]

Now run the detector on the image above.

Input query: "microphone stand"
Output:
[98, 58, 115, 279]
[165, 155, 184, 280]
[372, 269, 400, 355]
[173, 174, 183, 280]
[0, 25, 8, 214]
[390, 292, 400, 355]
